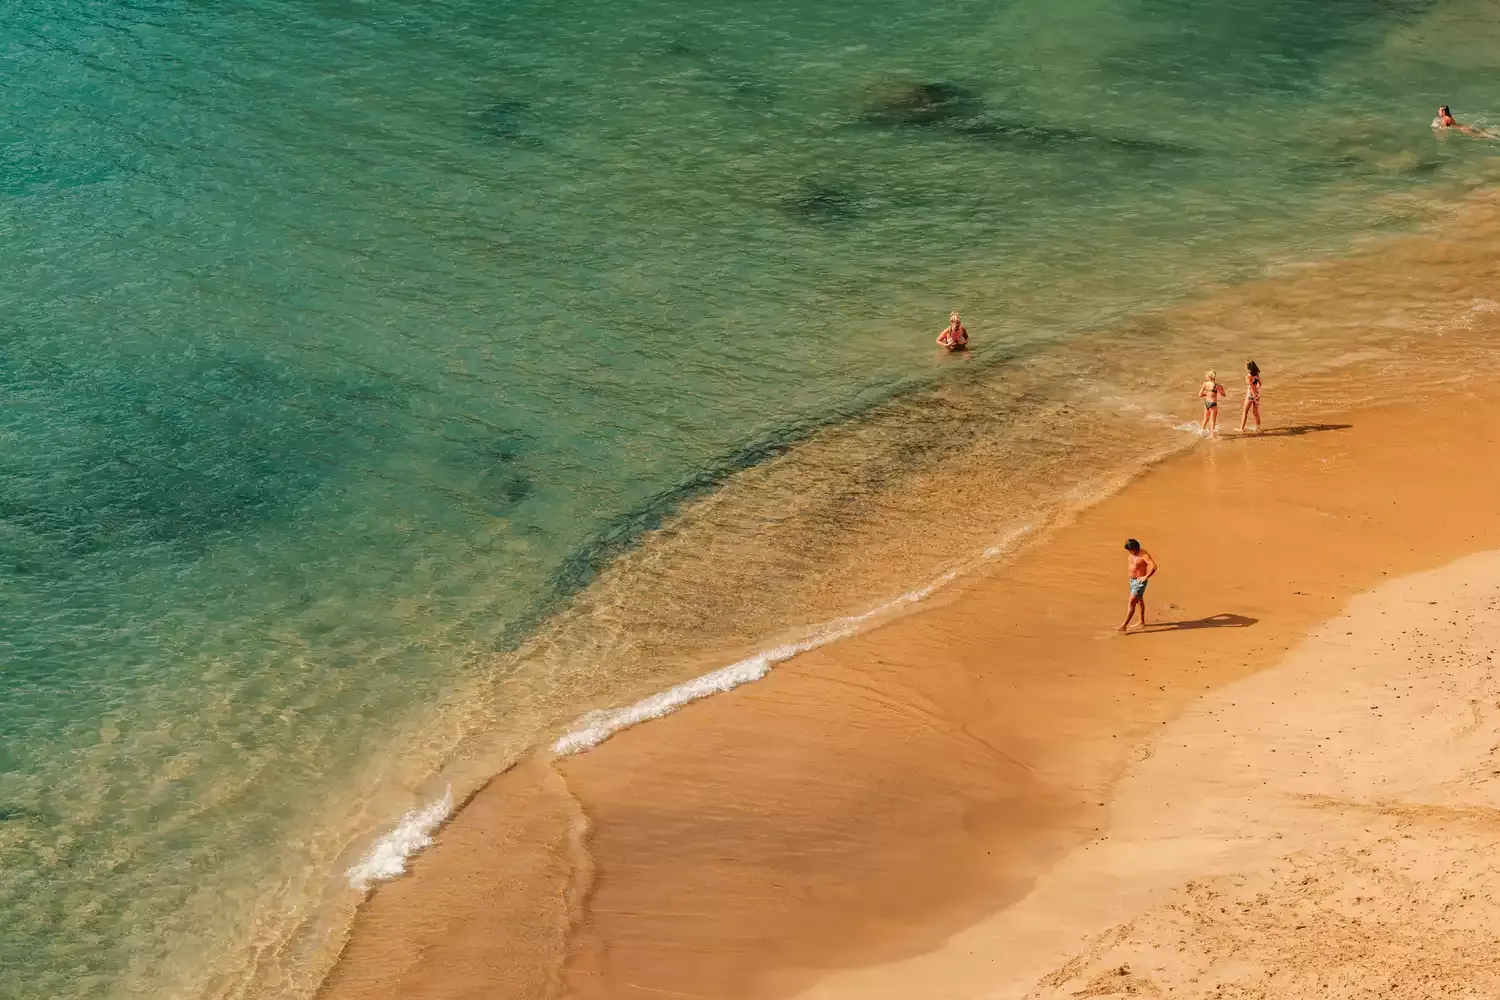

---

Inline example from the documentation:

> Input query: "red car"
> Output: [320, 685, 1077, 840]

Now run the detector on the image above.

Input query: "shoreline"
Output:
[383, 180, 1500, 806]
[17, 0, 1500, 992]
[319, 390, 1500, 1000]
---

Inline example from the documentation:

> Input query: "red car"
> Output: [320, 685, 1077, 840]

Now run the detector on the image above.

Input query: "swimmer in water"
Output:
[1198, 370, 1226, 436]
[1434, 105, 1497, 139]
[1239, 359, 1262, 433]
[936, 311, 969, 352]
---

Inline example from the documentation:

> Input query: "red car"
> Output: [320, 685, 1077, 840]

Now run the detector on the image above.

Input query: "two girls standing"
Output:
[1198, 361, 1262, 436]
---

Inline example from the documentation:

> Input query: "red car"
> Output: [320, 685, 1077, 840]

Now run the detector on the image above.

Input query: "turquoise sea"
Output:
[2, 0, 1498, 996]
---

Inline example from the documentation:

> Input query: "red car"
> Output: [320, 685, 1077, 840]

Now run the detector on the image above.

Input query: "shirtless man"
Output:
[936, 311, 969, 351]
[1118, 539, 1158, 632]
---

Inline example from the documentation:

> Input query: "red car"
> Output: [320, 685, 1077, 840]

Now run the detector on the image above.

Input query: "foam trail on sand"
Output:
[983, 524, 1035, 558]
[552, 526, 1033, 757]
[345, 787, 454, 891]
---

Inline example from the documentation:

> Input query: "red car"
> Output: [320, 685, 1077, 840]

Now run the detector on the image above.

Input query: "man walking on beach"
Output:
[1118, 539, 1158, 632]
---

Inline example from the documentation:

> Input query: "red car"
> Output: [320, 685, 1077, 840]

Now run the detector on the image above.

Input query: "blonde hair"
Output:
[1205, 370, 1217, 381]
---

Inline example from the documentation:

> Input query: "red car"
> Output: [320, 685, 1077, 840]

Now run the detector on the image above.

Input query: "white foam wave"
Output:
[1141, 409, 1212, 436]
[345, 787, 453, 891]
[553, 525, 1034, 757]
[982, 523, 1036, 559]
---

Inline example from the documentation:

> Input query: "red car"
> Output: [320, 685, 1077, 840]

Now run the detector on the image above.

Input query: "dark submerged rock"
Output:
[477, 462, 533, 506]
[474, 100, 535, 142]
[856, 79, 1192, 156]
[955, 118, 1193, 155]
[782, 180, 860, 224]
[862, 81, 983, 127]
[433, 426, 535, 509]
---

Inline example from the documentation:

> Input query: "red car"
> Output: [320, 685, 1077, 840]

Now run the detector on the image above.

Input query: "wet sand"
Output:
[319, 392, 1500, 1000]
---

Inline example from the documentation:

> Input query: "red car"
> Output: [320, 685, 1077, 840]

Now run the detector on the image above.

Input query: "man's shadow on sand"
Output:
[1134, 613, 1258, 633]
[1232, 423, 1351, 438]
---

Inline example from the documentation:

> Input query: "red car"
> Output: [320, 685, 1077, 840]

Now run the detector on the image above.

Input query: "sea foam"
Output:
[553, 525, 1033, 757]
[345, 787, 454, 891]
[342, 527, 1032, 891]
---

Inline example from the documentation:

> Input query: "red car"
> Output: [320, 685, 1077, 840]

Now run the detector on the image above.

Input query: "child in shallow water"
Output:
[1198, 370, 1226, 436]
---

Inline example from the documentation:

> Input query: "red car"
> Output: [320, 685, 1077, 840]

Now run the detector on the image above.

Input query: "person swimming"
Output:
[1433, 105, 1496, 139]
[936, 311, 969, 352]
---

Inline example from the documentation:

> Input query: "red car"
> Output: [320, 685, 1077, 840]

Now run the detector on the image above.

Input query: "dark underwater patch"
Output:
[953, 118, 1196, 156]
[491, 469, 535, 506]
[781, 180, 861, 225]
[0, 347, 363, 568]
[430, 422, 536, 514]
[861, 81, 984, 127]
[471, 100, 543, 146]
[1103, 0, 1443, 98]
[856, 79, 1193, 157]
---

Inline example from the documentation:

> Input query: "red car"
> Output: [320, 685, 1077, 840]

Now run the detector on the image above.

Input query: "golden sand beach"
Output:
[306, 181, 1500, 1000]
[318, 388, 1500, 1000]
[803, 549, 1500, 1000]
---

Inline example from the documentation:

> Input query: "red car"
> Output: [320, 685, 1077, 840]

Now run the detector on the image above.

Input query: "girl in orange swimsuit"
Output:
[1239, 360, 1262, 433]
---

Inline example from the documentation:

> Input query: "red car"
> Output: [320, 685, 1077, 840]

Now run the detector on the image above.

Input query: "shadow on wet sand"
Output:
[1136, 613, 1259, 632]
[1234, 423, 1353, 438]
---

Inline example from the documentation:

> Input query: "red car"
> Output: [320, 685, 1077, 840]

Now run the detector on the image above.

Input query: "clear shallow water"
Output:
[1, 0, 1498, 995]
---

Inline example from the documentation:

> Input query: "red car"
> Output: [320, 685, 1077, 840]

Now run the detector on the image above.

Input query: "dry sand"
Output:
[319, 395, 1500, 1000]
[799, 550, 1500, 1000]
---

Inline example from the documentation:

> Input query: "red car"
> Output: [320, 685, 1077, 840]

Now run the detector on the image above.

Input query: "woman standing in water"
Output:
[1198, 370, 1226, 435]
[936, 311, 969, 351]
[1239, 360, 1262, 433]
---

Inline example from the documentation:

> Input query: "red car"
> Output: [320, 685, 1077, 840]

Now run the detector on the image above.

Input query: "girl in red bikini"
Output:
[1239, 359, 1262, 433]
